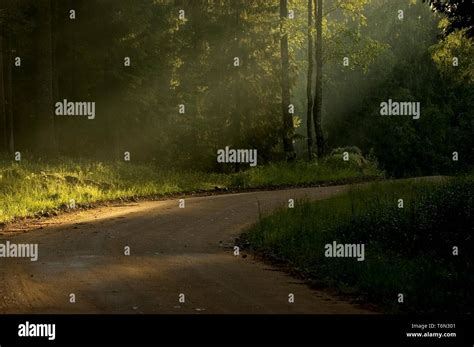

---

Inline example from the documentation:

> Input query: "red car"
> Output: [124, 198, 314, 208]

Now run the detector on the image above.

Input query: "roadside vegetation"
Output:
[0, 150, 381, 224]
[246, 176, 474, 313]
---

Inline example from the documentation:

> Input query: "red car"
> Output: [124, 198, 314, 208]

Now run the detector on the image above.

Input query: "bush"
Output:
[323, 146, 372, 170]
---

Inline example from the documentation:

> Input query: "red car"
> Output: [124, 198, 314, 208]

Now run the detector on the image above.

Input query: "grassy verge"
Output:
[0, 154, 381, 224]
[245, 176, 473, 313]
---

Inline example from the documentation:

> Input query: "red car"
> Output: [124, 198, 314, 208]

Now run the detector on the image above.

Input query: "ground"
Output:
[0, 184, 374, 314]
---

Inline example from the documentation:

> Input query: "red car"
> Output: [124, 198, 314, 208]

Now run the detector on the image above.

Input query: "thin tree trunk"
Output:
[0, 23, 7, 153]
[52, 0, 60, 153]
[313, 0, 325, 158]
[306, 0, 314, 161]
[280, 0, 295, 161]
[233, 0, 243, 171]
[5, 24, 14, 154]
[36, 0, 56, 154]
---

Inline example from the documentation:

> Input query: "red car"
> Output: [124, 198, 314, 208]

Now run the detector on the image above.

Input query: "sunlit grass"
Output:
[0, 156, 381, 224]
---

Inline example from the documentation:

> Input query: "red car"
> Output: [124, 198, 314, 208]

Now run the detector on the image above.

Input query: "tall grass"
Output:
[246, 176, 474, 313]
[230, 159, 380, 188]
[0, 156, 381, 224]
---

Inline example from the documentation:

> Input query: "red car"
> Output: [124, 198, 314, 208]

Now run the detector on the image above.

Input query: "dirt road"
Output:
[0, 185, 374, 314]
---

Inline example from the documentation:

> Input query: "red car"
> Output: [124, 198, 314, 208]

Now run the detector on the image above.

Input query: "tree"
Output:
[425, 0, 474, 38]
[0, 0, 15, 155]
[306, 0, 314, 160]
[313, 0, 325, 158]
[0, 21, 6, 153]
[4, 21, 13, 154]
[280, 0, 295, 161]
[36, 0, 56, 154]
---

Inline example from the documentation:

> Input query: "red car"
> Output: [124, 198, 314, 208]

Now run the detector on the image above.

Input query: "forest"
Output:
[0, 0, 472, 176]
[0, 0, 472, 318]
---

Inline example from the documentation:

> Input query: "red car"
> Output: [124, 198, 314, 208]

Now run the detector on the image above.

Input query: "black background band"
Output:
[0, 314, 472, 346]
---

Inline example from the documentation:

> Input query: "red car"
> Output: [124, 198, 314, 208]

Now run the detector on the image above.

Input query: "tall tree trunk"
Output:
[306, 0, 314, 161]
[0, 22, 7, 153]
[233, 0, 243, 171]
[36, 0, 56, 154]
[280, 0, 295, 161]
[52, 0, 60, 153]
[5, 24, 14, 154]
[313, 0, 325, 158]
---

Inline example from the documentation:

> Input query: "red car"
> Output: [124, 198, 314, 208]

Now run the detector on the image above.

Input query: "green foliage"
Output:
[1, 0, 472, 177]
[246, 176, 474, 313]
[324, 0, 473, 177]
[0, 157, 381, 224]
[322, 146, 372, 170]
[431, 27, 474, 84]
[230, 155, 381, 188]
[425, 0, 474, 38]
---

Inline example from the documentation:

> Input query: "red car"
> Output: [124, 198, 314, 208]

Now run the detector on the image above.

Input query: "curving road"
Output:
[0, 185, 374, 314]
